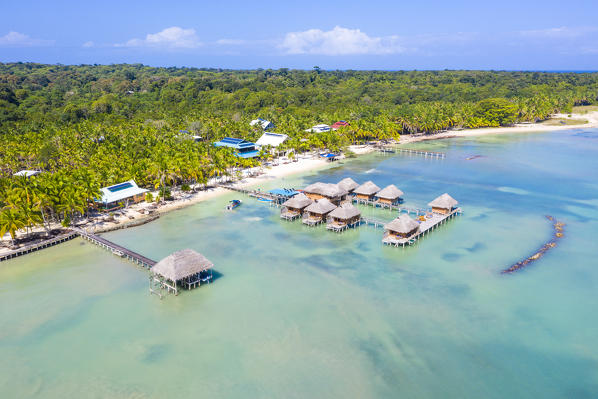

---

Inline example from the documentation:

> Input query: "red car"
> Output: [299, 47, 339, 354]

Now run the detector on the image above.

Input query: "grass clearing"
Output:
[541, 118, 589, 126]
[572, 105, 598, 114]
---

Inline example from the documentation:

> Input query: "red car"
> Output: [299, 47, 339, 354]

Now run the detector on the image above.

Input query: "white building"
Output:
[250, 118, 275, 130]
[256, 132, 288, 148]
[13, 170, 41, 178]
[98, 180, 148, 210]
[305, 124, 331, 133]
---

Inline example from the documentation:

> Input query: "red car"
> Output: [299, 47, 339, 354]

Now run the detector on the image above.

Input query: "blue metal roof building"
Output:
[213, 137, 259, 158]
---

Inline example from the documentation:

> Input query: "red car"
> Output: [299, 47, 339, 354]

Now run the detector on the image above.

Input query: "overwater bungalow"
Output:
[428, 193, 459, 214]
[281, 193, 313, 220]
[150, 249, 214, 296]
[376, 184, 404, 205]
[97, 180, 148, 211]
[382, 214, 420, 246]
[337, 177, 359, 193]
[302, 198, 337, 226]
[303, 182, 348, 205]
[326, 202, 361, 232]
[353, 181, 381, 202]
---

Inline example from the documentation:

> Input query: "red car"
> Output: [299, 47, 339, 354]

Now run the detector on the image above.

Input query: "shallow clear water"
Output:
[2, 129, 598, 398]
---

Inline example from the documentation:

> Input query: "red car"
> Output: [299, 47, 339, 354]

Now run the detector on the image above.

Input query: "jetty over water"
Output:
[382, 208, 461, 247]
[396, 148, 446, 159]
[75, 229, 157, 268]
[0, 231, 79, 262]
[217, 184, 296, 204]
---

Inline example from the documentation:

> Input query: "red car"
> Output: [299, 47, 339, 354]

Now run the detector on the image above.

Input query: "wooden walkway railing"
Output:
[0, 231, 79, 262]
[396, 148, 446, 159]
[74, 229, 156, 268]
[352, 198, 428, 215]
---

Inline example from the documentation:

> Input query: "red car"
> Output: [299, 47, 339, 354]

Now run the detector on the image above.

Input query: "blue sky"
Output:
[1, 0, 598, 70]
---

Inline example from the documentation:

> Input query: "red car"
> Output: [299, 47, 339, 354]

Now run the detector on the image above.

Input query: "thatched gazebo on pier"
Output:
[281, 193, 313, 221]
[326, 202, 361, 232]
[337, 177, 359, 193]
[428, 193, 458, 215]
[376, 184, 404, 205]
[150, 249, 213, 296]
[383, 214, 420, 246]
[353, 181, 381, 202]
[303, 182, 348, 205]
[302, 198, 337, 226]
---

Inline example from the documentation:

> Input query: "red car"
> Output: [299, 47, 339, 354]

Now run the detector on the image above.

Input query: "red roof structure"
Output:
[331, 120, 350, 130]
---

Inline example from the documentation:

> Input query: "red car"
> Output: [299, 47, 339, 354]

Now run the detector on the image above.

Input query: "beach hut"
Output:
[326, 202, 361, 232]
[331, 120, 350, 130]
[281, 193, 313, 220]
[353, 181, 381, 202]
[302, 198, 337, 226]
[303, 182, 348, 205]
[376, 184, 404, 205]
[150, 249, 214, 295]
[428, 193, 458, 215]
[337, 177, 359, 193]
[383, 214, 420, 245]
[305, 124, 331, 133]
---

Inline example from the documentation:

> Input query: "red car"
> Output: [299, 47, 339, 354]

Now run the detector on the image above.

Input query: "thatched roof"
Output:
[305, 198, 337, 215]
[151, 249, 213, 281]
[376, 184, 404, 200]
[384, 214, 420, 234]
[282, 193, 312, 209]
[328, 203, 361, 220]
[428, 193, 458, 209]
[337, 177, 359, 192]
[303, 182, 348, 198]
[353, 180, 381, 196]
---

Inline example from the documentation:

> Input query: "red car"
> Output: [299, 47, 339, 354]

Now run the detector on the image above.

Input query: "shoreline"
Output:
[2, 112, 597, 255]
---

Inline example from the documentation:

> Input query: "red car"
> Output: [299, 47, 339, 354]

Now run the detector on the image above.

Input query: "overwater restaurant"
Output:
[353, 181, 381, 201]
[303, 182, 348, 205]
[97, 180, 148, 211]
[428, 193, 459, 214]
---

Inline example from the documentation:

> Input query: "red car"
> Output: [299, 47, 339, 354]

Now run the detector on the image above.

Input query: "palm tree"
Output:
[0, 207, 26, 246]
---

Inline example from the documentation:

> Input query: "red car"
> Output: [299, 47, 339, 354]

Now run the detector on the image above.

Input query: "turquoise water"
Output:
[2, 129, 598, 398]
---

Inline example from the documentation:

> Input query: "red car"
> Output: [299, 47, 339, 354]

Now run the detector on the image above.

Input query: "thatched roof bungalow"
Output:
[376, 184, 404, 205]
[353, 181, 381, 201]
[428, 193, 458, 214]
[281, 193, 313, 220]
[151, 249, 213, 295]
[302, 198, 337, 226]
[303, 182, 348, 204]
[326, 203, 361, 231]
[337, 177, 359, 193]
[384, 214, 420, 239]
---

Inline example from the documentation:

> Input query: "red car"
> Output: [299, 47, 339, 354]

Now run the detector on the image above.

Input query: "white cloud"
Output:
[82, 41, 94, 48]
[117, 27, 201, 48]
[0, 31, 53, 47]
[280, 26, 404, 55]
[520, 26, 598, 39]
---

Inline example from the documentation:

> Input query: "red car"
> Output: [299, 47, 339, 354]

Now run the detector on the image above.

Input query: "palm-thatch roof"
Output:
[384, 214, 420, 234]
[337, 177, 359, 192]
[328, 203, 361, 220]
[305, 198, 337, 215]
[303, 182, 348, 198]
[282, 193, 313, 209]
[376, 184, 404, 200]
[428, 193, 458, 209]
[353, 180, 381, 196]
[151, 249, 213, 281]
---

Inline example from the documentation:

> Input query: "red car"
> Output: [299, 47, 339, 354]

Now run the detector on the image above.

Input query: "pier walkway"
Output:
[0, 231, 79, 262]
[217, 184, 290, 204]
[74, 229, 156, 268]
[382, 208, 462, 247]
[352, 198, 428, 215]
[396, 148, 446, 159]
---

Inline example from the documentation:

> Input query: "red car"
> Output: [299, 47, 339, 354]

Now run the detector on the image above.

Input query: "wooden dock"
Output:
[382, 208, 462, 247]
[74, 229, 156, 268]
[352, 198, 427, 215]
[217, 184, 288, 205]
[0, 231, 79, 262]
[359, 217, 388, 229]
[396, 148, 446, 159]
